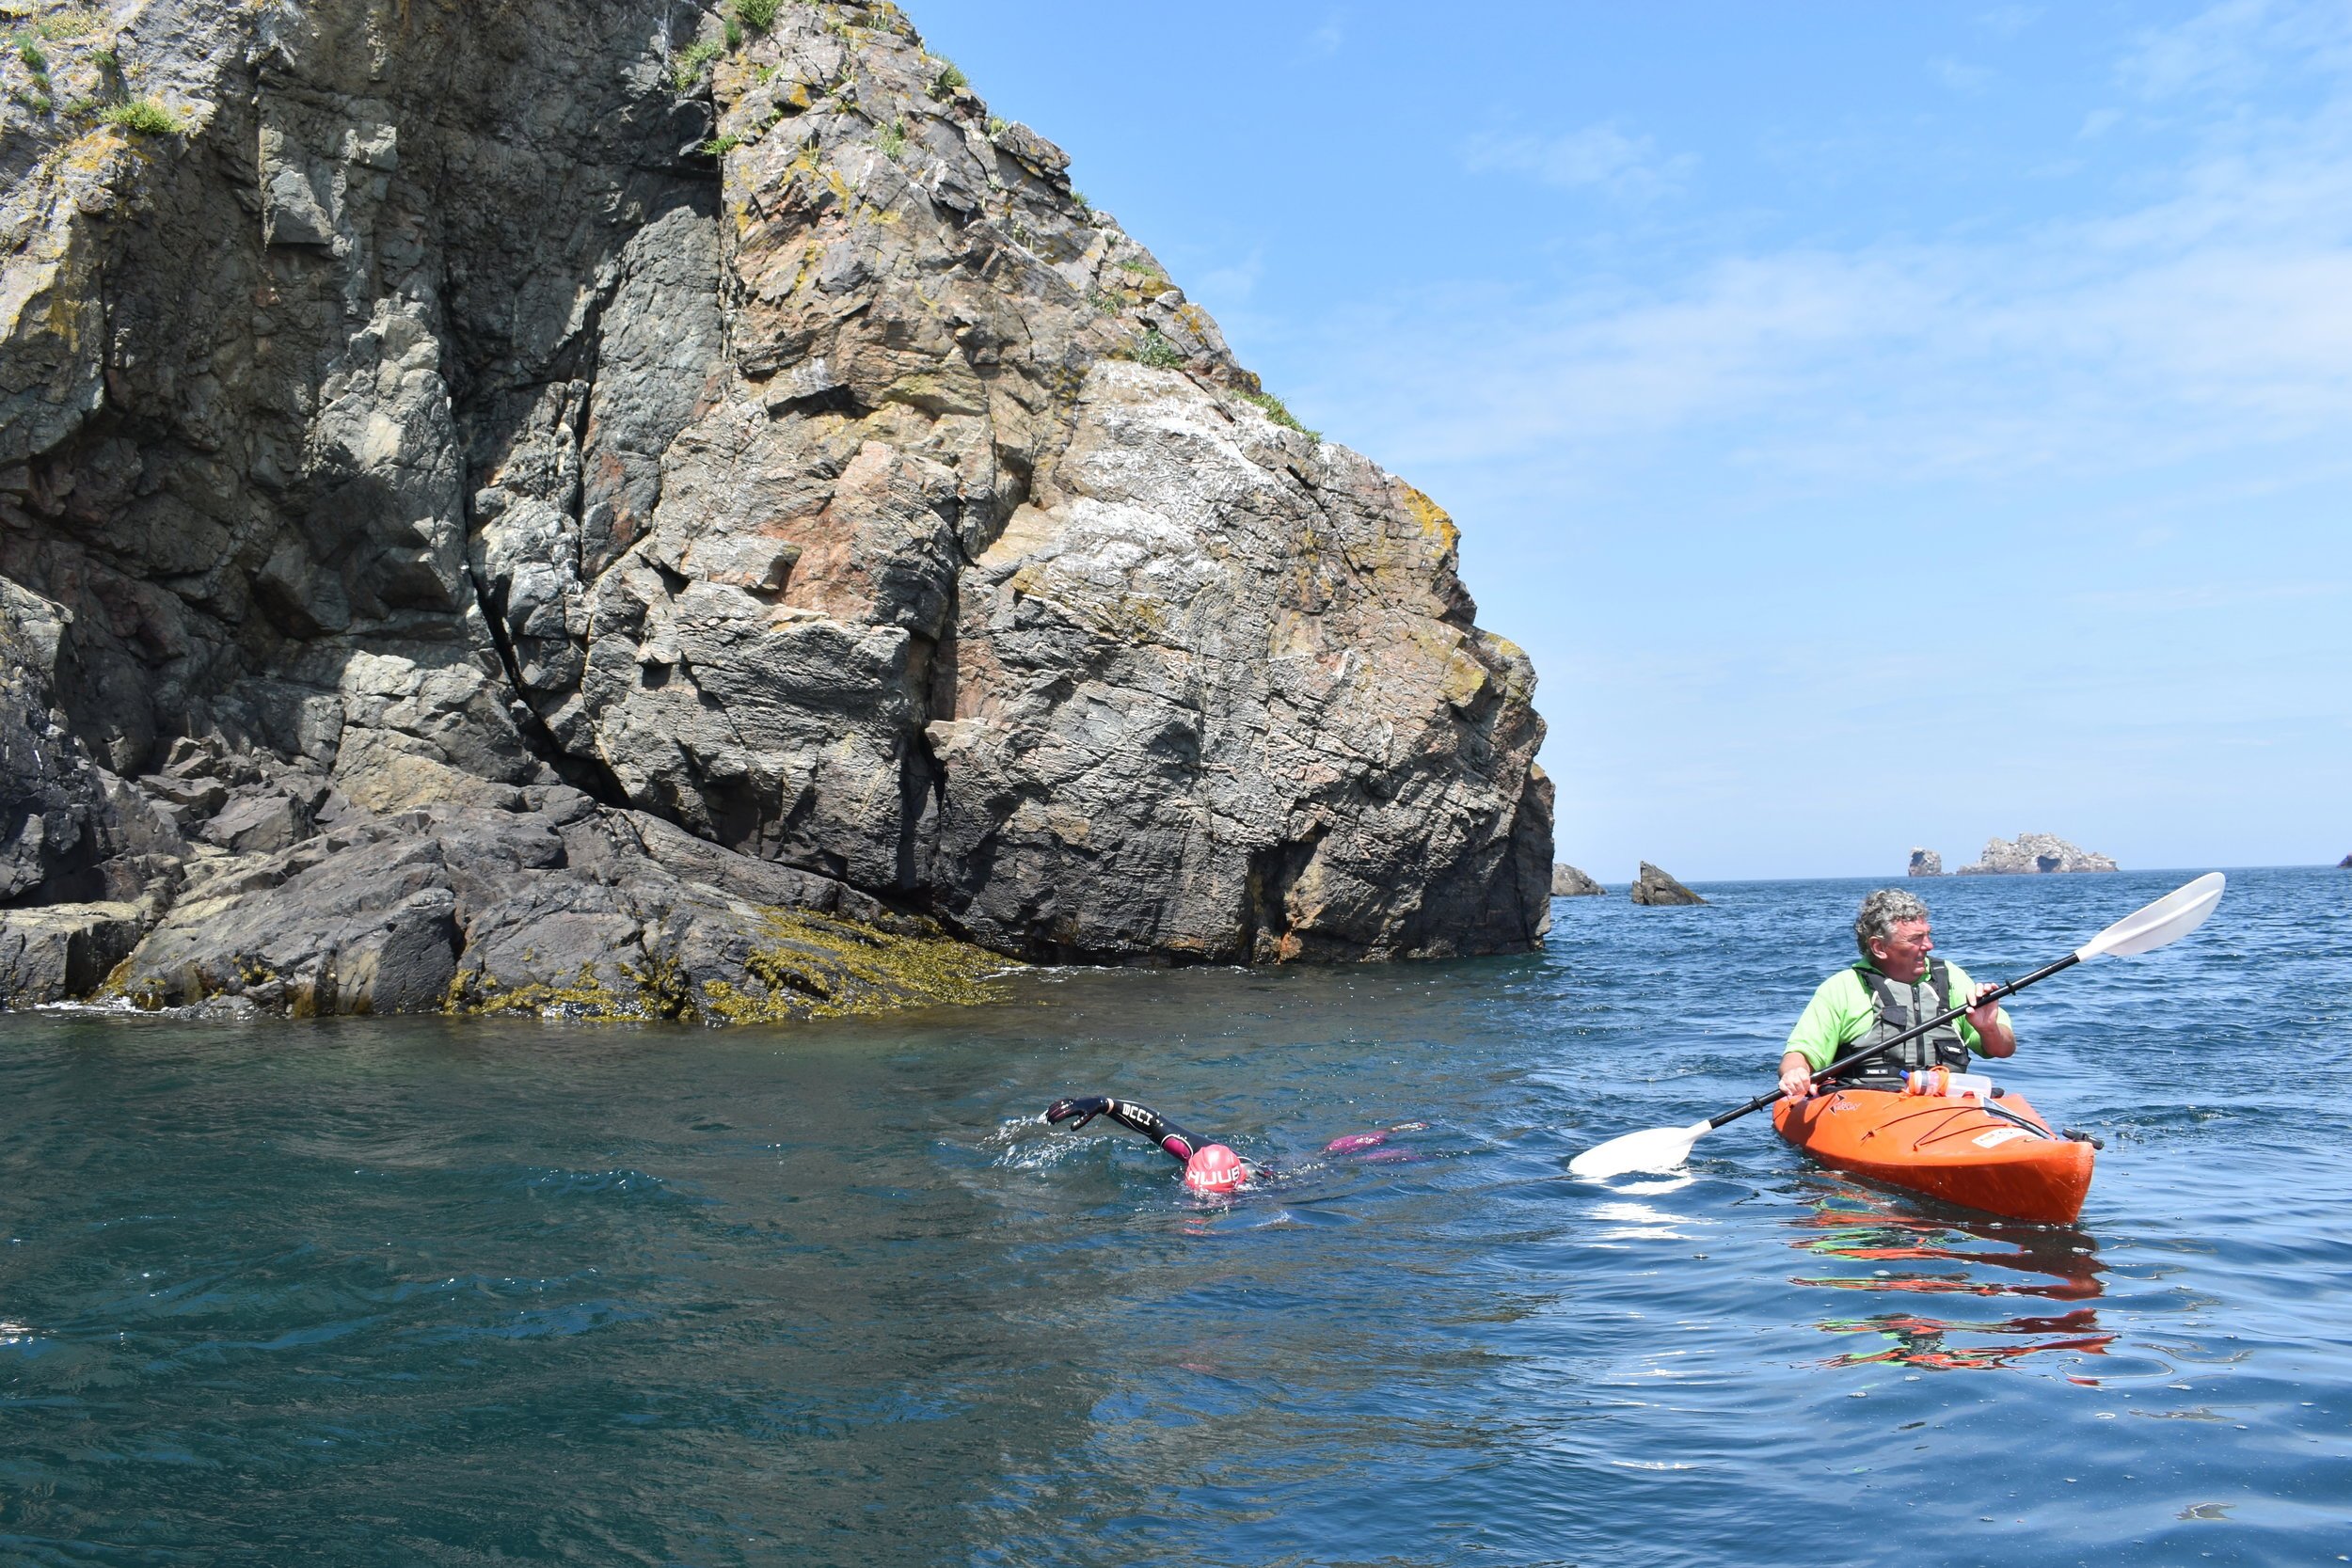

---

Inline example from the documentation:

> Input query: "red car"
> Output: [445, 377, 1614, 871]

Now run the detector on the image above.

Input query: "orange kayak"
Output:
[1772, 1086, 2095, 1225]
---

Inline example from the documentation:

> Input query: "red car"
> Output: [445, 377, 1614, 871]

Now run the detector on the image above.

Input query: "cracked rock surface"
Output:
[0, 0, 1551, 1015]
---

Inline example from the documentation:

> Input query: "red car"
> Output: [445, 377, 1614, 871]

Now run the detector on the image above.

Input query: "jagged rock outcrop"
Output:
[1551, 863, 1603, 896]
[1630, 862, 1704, 906]
[1956, 834, 2117, 876]
[1908, 847, 1943, 877]
[2337, 853, 2349, 869]
[0, 0, 1549, 1013]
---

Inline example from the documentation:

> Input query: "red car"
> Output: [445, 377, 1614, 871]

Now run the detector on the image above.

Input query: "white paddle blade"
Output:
[1569, 1119, 1714, 1180]
[2075, 871, 2226, 960]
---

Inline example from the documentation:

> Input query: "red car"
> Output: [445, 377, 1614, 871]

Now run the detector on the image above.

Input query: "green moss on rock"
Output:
[447, 908, 1011, 1026]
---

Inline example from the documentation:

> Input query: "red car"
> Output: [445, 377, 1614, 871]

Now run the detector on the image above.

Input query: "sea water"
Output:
[0, 867, 2344, 1566]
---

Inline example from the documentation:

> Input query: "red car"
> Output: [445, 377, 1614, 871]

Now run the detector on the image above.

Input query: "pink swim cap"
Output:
[1183, 1144, 1247, 1194]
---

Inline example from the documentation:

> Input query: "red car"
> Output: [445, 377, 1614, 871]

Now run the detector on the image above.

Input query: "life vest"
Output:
[1840, 958, 1971, 1084]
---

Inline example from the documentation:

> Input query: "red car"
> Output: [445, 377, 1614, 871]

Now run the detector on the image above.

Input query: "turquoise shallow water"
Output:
[0, 867, 2346, 1566]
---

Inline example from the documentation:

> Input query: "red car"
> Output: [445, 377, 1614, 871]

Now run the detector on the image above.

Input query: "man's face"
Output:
[1871, 918, 1933, 982]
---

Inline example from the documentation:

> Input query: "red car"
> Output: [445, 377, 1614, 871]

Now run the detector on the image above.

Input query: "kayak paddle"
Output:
[1567, 872, 2227, 1180]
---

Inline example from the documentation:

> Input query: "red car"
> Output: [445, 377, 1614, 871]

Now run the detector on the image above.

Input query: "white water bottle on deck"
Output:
[1902, 1067, 1994, 1101]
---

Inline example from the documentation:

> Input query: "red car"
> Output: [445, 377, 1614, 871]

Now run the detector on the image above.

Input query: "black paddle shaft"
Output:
[1704, 952, 2081, 1132]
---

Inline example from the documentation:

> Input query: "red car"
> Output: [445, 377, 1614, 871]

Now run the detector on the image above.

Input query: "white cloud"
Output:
[1195, 250, 1263, 306]
[2121, 0, 2352, 100]
[1932, 55, 1995, 94]
[1462, 122, 1695, 199]
[1977, 5, 2042, 39]
[1300, 25, 2352, 501]
[1306, 10, 1343, 57]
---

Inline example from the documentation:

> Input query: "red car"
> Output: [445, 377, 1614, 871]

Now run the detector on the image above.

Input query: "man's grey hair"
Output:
[1854, 888, 1931, 958]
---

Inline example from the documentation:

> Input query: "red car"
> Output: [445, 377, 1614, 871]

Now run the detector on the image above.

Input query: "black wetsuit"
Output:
[1044, 1096, 1213, 1165]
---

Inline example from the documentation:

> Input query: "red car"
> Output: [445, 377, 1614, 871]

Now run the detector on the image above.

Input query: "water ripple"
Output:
[0, 867, 2343, 1564]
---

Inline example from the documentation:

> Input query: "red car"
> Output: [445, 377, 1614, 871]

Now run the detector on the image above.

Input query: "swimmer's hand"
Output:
[1045, 1095, 1112, 1131]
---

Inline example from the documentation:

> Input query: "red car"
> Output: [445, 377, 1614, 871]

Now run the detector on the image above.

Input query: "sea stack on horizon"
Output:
[0, 0, 1553, 1016]
[1908, 848, 1944, 877]
[1954, 834, 2119, 875]
[1630, 863, 1706, 906]
[1551, 863, 1605, 896]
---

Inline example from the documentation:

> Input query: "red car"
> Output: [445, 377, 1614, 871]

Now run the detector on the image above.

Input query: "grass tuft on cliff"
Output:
[671, 38, 722, 90]
[734, 0, 781, 34]
[1118, 326, 1185, 370]
[2, 8, 101, 41]
[99, 97, 176, 135]
[1233, 388, 1319, 441]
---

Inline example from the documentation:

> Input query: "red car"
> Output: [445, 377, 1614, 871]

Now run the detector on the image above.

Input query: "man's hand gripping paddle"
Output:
[1566, 872, 2227, 1180]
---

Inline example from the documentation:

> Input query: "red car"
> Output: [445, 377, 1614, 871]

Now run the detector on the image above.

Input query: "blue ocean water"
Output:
[0, 867, 2345, 1566]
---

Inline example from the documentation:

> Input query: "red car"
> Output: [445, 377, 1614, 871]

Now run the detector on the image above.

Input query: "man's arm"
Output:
[1779, 974, 1861, 1100]
[1963, 985, 2015, 1057]
[1946, 963, 2015, 1059]
[1777, 1052, 1818, 1101]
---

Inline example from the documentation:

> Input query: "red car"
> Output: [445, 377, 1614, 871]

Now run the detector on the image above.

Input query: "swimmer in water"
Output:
[1045, 1096, 1248, 1192]
[1043, 1095, 1426, 1194]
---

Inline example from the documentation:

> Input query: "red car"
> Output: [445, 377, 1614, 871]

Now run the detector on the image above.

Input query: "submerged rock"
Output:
[1908, 847, 1943, 877]
[1630, 863, 1706, 907]
[1551, 863, 1604, 896]
[0, 0, 1550, 1012]
[1956, 834, 2118, 875]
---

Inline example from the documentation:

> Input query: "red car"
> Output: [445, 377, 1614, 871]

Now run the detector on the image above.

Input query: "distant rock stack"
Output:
[1631, 863, 1706, 906]
[1551, 863, 1605, 896]
[1908, 848, 1944, 877]
[1956, 834, 2118, 875]
[2338, 853, 2351, 869]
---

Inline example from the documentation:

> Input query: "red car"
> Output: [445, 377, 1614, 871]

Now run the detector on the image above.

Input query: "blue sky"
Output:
[909, 0, 2350, 879]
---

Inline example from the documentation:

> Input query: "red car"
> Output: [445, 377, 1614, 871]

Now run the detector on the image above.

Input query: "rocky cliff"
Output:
[0, 0, 1550, 1014]
[1955, 834, 2117, 875]
[1907, 847, 1942, 877]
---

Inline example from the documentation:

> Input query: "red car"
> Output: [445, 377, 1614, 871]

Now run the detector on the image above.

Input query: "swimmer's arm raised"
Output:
[1044, 1096, 1208, 1164]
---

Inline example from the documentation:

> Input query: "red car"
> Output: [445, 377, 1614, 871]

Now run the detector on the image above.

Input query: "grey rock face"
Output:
[1551, 863, 1604, 896]
[1908, 847, 1944, 877]
[0, 902, 145, 1006]
[117, 776, 1001, 1021]
[1630, 862, 1705, 906]
[1955, 834, 2118, 875]
[0, 0, 1549, 1012]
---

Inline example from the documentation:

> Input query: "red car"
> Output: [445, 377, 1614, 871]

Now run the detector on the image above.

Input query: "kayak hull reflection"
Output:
[1772, 1087, 2094, 1226]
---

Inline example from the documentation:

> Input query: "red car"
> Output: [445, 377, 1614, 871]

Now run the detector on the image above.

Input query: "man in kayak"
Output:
[1777, 888, 2014, 1101]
